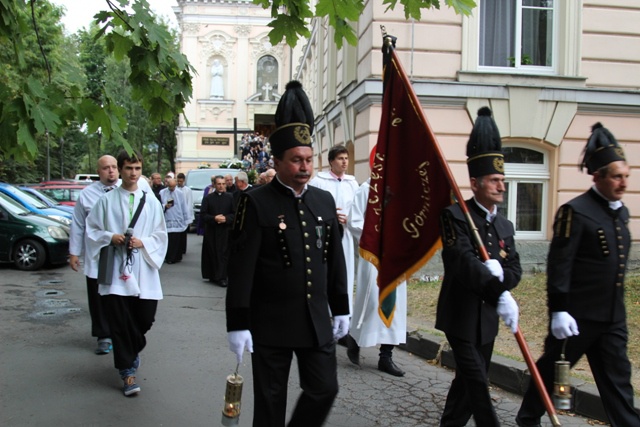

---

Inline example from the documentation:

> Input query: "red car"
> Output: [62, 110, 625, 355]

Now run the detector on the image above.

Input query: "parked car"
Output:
[0, 192, 70, 270]
[0, 182, 72, 225]
[185, 168, 240, 229]
[25, 183, 86, 207]
[19, 186, 75, 216]
[74, 174, 99, 182]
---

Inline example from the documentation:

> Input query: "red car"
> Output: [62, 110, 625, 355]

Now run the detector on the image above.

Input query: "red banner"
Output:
[359, 46, 455, 327]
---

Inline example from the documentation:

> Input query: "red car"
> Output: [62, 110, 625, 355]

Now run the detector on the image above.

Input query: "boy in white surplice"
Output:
[86, 150, 167, 397]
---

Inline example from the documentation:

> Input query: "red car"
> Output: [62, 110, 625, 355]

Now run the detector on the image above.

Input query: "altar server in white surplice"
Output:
[86, 150, 167, 397]
[309, 145, 359, 312]
[346, 175, 407, 377]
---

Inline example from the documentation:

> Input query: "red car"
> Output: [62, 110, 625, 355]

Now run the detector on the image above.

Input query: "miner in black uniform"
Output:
[516, 123, 639, 427]
[436, 107, 522, 427]
[225, 81, 350, 427]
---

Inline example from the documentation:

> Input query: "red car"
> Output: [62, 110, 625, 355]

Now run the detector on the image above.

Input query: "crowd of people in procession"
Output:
[67, 81, 637, 427]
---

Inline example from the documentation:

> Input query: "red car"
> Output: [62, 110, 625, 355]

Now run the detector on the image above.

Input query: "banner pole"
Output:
[379, 28, 561, 426]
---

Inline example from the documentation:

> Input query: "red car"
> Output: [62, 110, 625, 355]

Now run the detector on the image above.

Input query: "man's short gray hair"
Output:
[236, 171, 249, 183]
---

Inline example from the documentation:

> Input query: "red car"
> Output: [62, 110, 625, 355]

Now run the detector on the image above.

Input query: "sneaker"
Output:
[122, 376, 140, 396]
[95, 338, 112, 355]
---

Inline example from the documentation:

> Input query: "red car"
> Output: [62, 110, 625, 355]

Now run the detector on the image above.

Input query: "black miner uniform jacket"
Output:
[547, 189, 630, 323]
[226, 178, 350, 348]
[435, 200, 522, 345]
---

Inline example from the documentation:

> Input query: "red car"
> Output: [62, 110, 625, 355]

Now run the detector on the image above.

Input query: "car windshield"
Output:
[23, 188, 61, 206]
[0, 192, 30, 215]
[14, 187, 49, 209]
[187, 170, 238, 190]
[39, 187, 82, 202]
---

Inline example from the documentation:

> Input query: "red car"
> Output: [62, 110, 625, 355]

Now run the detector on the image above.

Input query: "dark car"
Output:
[0, 182, 72, 225]
[0, 192, 70, 270]
[19, 186, 75, 216]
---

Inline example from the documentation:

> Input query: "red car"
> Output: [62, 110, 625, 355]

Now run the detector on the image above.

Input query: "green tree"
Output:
[255, 0, 476, 48]
[0, 0, 194, 165]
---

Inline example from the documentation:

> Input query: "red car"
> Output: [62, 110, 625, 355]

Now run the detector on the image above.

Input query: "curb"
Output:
[399, 328, 612, 423]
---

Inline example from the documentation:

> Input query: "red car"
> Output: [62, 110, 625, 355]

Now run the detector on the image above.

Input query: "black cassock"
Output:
[200, 191, 235, 282]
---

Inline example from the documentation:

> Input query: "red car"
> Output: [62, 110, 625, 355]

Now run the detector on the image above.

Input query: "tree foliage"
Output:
[255, 0, 477, 48]
[0, 0, 193, 166]
[1, 0, 476, 168]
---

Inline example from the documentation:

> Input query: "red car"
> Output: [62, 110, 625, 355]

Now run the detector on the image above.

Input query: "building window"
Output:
[256, 55, 278, 101]
[497, 145, 548, 239]
[479, 0, 555, 71]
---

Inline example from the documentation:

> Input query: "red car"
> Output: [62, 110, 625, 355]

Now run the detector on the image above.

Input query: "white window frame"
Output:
[502, 143, 549, 240]
[475, 0, 557, 75]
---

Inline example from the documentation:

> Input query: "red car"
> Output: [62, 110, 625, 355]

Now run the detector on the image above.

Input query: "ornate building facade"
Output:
[173, 0, 294, 172]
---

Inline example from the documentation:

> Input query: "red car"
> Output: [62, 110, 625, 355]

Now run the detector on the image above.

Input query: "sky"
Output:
[51, 0, 179, 34]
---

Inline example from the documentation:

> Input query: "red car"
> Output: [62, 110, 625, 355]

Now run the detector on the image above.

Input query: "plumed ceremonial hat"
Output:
[580, 122, 626, 175]
[466, 107, 504, 178]
[270, 81, 314, 157]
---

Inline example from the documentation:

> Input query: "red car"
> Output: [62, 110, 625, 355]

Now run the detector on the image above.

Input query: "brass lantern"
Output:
[553, 342, 572, 410]
[221, 371, 244, 426]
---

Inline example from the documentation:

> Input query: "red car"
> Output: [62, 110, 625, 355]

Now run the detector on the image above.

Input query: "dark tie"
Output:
[104, 186, 114, 193]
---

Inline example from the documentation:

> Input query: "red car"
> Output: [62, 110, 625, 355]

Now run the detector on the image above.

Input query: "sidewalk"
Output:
[400, 325, 613, 424]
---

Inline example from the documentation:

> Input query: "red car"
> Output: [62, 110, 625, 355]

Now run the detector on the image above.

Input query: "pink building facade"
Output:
[294, 0, 640, 252]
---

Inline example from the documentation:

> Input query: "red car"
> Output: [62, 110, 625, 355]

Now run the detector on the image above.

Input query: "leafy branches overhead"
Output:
[0, 0, 194, 162]
[256, 0, 477, 48]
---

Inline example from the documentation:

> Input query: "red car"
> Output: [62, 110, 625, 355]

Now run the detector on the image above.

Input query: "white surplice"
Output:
[85, 187, 168, 300]
[347, 179, 407, 347]
[309, 171, 359, 312]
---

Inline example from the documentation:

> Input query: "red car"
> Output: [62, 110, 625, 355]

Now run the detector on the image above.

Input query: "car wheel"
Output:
[14, 239, 46, 271]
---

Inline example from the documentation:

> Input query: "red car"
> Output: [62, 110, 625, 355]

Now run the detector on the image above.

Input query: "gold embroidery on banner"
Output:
[402, 161, 433, 239]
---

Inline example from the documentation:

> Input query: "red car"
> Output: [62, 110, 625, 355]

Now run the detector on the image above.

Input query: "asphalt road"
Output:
[0, 236, 595, 426]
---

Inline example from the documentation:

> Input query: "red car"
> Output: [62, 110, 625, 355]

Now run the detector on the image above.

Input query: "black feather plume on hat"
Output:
[269, 81, 315, 157]
[466, 107, 504, 177]
[274, 81, 314, 134]
[466, 107, 502, 158]
[579, 122, 625, 174]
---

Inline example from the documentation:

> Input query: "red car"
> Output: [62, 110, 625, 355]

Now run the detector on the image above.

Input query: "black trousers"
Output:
[251, 341, 339, 427]
[518, 319, 640, 427]
[166, 232, 182, 263]
[440, 335, 498, 427]
[86, 277, 110, 339]
[180, 229, 188, 255]
[103, 295, 157, 370]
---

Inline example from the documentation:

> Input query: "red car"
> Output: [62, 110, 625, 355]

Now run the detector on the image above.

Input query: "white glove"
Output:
[497, 291, 519, 333]
[551, 312, 579, 340]
[484, 259, 504, 282]
[332, 315, 350, 341]
[227, 330, 253, 363]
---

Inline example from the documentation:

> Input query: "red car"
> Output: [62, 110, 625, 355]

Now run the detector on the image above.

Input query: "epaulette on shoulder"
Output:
[440, 209, 457, 247]
[232, 193, 249, 233]
[553, 205, 573, 239]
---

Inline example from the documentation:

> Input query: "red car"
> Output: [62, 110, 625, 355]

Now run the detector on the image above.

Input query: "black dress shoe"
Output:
[378, 357, 405, 377]
[218, 279, 228, 288]
[515, 416, 541, 427]
[346, 335, 360, 365]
